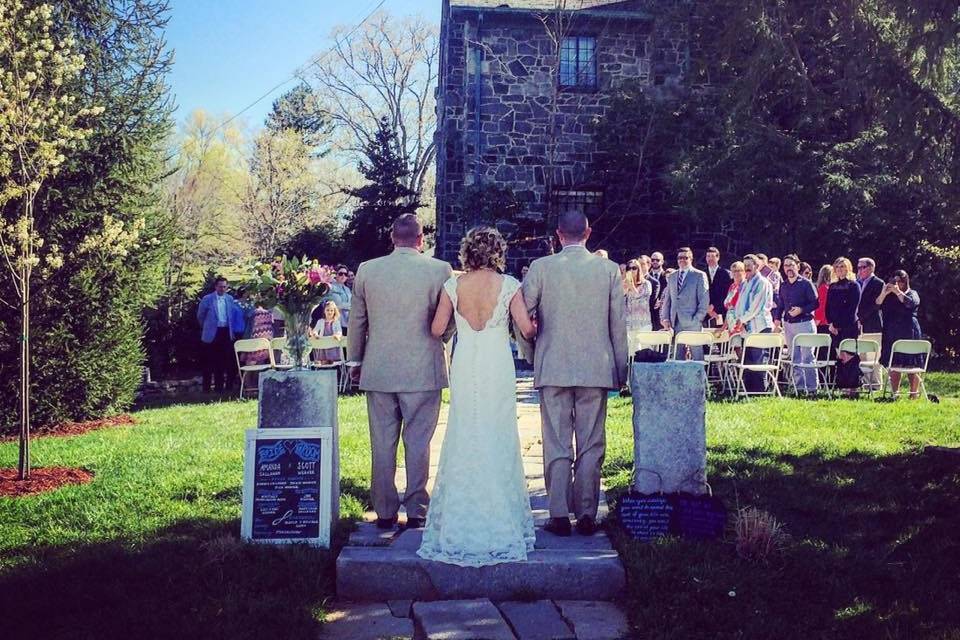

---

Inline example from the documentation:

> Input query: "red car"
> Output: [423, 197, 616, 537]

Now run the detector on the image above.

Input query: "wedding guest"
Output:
[649, 251, 668, 329]
[197, 276, 240, 393]
[639, 255, 660, 320]
[661, 247, 709, 359]
[521, 264, 530, 280]
[800, 262, 813, 280]
[757, 253, 783, 292]
[814, 264, 834, 335]
[826, 257, 861, 356]
[246, 303, 274, 365]
[856, 257, 884, 334]
[875, 270, 923, 398]
[734, 255, 775, 392]
[775, 255, 820, 393]
[623, 259, 653, 331]
[704, 246, 732, 328]
[594, 249, 609, 260]
[312, 300, 344, 365]
[723, 261, 746, 331]
[768, 257, 782, 279]
[323, 265, 353, 333]
[346, 269, 356, 289]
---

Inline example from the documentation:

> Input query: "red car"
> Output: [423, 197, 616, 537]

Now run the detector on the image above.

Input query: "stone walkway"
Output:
[327, 377, 630, 640]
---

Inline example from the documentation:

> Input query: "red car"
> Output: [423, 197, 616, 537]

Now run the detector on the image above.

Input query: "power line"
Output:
[213, 0, 387, 133]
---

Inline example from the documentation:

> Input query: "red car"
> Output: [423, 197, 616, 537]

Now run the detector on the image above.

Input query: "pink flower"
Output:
[307, 267, 324, 285]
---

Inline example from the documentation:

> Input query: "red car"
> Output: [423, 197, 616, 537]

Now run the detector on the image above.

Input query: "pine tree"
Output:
[344, 118, 422, 261]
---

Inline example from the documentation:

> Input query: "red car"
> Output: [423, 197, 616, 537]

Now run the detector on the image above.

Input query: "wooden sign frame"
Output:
[241, 427, 334, 548]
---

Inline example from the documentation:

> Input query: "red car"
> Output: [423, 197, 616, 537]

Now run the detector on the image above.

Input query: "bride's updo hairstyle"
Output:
[459, 226, 507, 272]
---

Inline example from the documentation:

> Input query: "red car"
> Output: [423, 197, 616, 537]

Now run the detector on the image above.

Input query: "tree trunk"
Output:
[17, 270, 30, 481]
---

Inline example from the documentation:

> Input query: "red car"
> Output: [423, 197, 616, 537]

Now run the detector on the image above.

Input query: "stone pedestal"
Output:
[258, 369, 340, 524]
[630, 361, 707, 495]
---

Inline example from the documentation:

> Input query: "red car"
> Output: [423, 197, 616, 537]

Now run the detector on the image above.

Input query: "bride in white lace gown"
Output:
[417, 227, 538, 567]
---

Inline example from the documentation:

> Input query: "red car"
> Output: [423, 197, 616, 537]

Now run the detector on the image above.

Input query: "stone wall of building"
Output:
[435, 1, 697, 269]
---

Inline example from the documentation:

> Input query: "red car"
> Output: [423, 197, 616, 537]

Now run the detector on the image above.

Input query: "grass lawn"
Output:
[603, 379, 960, 639]
[0, 377, 958, 639]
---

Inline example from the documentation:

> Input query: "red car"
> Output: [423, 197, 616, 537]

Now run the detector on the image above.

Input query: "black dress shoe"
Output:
[543, 517, 572, 536]
[375, 516, 397, 530]
[404, 518, 425, 529]
[575, 515, 597, 536]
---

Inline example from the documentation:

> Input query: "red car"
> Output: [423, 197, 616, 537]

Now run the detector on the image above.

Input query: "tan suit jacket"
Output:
[347, 248, 454, 392]
[518, 245, 628, 390]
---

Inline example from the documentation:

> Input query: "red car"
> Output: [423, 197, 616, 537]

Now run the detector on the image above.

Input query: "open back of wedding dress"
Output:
[417, 274, 536, 567]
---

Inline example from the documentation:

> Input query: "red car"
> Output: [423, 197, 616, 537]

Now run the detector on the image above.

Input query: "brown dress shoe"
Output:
[575, 515, 597, 536]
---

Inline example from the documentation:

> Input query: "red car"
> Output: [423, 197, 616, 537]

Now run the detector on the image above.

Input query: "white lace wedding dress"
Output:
[417, 274, 536, 567]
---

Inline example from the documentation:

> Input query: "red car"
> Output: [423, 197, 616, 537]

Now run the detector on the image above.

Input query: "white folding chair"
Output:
[629, 329, 673, 356]
[884, 339, 932, 400]
[308, 336, 345, 392]
[670, 330, 713, 364]
[836, 338, 882, 397]
[730, 333, 784, 399]
[234, 338, 274, 398]
[789, 333, 834, 396]
[858, 332, 884, 391]
[269, 336, 293, 370]
[704, 330, 738, 393]
[777, 332, 793, 392]
[338, 334, 354, 392]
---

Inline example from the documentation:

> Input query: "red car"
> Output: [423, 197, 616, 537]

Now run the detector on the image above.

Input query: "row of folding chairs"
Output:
[627, 328, 932, 400]
[233, 335, 352, 398]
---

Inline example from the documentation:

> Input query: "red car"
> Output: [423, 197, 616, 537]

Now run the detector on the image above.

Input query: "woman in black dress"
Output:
[825, 257, 861, 354]
[875, 270, 923, 398]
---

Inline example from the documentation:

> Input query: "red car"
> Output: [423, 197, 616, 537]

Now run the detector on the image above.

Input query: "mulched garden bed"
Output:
[0, 414, 136, 443]
[0, 467, 95, 497]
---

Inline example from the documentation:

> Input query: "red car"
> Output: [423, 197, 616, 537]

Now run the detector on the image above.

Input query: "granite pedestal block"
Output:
[257, 369, 340, 527]
[630, 361, 708, 495]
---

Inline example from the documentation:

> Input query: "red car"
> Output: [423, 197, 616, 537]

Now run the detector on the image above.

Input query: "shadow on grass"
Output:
[606, 448, 960, 639]
[0, 517, 348, 640]
[133, 391, 253, 410]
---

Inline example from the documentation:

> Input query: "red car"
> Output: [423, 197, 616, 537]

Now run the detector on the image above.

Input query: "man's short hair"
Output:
[557, 210, 588, 240]
[755, 253, 768, 262]
[743, 254, 759, 267]
[391, 214, 422, 244]
[651, 252, 664, 260]
[858, 257, 876, 268]
[783, 254, 800, 264]
[214, 276, 227, 285]
[677, 246, 693, 256]
[706, 246, 720, 255]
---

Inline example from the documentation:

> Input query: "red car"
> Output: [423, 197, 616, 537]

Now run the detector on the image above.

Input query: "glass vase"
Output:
[279, 306, 315, 370]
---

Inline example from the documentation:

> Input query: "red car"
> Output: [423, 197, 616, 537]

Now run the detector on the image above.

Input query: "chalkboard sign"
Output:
[242, 428, 334, 547]
[616, 491, 727, 542]
[617, 493, 674, 541]
[251, 438, 321, 540]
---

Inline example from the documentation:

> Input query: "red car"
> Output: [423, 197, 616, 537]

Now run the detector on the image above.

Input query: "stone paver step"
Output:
[498, 600, 576, 640]
[336, 545, 625, 602]
[413, 599, 515, 640]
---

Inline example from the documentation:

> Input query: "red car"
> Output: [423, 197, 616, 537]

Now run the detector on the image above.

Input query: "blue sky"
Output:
[165, 0, 442, 130]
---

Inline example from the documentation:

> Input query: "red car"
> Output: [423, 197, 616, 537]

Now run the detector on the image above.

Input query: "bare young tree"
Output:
[303, 11, 439, 202]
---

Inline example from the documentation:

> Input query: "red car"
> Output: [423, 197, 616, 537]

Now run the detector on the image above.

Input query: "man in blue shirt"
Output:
[774, 255, 820, 393]
[197, 276, 240, 393]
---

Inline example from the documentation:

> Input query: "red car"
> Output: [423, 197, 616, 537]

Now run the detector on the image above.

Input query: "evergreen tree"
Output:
[0, 0, 173, 433]
[344, 118, 422, 261]
[266, 83, 329, 151]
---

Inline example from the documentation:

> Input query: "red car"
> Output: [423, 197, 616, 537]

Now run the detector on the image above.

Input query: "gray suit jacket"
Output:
[660, 268, 710, 327]
[517, 245, 628, 390]
[347, 248, 454, 392]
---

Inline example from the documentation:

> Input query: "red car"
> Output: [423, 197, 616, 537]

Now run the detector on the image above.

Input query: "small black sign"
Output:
[251, 438, 322, 540]
[617, 492, 727, 542]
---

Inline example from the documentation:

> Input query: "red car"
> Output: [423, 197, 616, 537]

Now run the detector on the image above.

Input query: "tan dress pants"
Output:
[366, 390, 442, 520]
[538, 386, 607, 520]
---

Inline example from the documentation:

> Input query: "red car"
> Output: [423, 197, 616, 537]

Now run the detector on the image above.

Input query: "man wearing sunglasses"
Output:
[661, 247, 710, 360]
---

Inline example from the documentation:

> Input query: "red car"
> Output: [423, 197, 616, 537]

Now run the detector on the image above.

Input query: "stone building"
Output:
[434, 0, 702, 268]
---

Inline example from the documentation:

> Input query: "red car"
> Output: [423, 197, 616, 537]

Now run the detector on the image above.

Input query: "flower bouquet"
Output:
[245, 256, 335, 369]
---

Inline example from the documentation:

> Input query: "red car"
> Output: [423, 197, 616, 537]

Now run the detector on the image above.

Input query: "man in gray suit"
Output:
[660, 246, 710, 360]
[348, 215, 454, 530]
[518, 211, 628, 536]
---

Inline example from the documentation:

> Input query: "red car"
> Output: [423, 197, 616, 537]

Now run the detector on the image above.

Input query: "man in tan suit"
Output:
[518, 211, 628, 536]
[348, 215, 454, 530]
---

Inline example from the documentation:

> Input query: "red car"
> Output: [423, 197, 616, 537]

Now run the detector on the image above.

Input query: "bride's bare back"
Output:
[431, 270, 536, 338]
